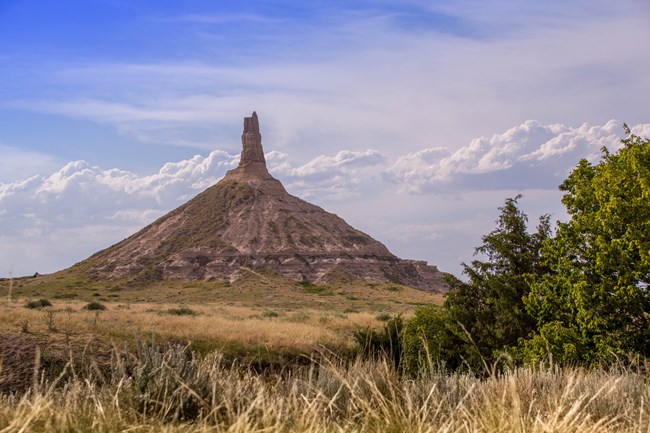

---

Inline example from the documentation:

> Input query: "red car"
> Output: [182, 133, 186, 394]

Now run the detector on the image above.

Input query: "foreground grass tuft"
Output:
[0, 342, 648, 432]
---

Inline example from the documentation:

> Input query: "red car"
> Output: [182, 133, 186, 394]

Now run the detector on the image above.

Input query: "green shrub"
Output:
[299, 281, 331, 295]
[401, 305, 464, 375]
[354, 315, 404, 370]
[166, 307, 197, 316]
[25, 299, 52, 309]
[83, 301, 107, 311]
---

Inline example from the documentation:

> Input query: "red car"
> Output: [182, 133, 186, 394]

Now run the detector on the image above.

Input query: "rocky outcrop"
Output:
[240, 111, 266, 169]
[83, 112, 447, 291]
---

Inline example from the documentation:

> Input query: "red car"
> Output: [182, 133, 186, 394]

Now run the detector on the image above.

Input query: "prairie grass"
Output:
[0, 300, 382, 358]
[0, 342, 648, 432]
[0, 272, 444, 311]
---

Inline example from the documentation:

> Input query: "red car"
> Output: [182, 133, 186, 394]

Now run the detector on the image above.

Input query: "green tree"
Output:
[403, 196, 551, 373]
[523, 129, 650, 364]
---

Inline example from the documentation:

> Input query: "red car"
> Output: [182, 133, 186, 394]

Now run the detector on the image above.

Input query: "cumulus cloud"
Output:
[385, 120, 650, 193]
[0, 147, 386, 235]
[269, 149, 386, 200]
[0, 152, 238, 236]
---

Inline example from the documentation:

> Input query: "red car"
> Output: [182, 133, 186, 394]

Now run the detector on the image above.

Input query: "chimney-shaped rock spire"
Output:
[239, 111, 266, 168]
[224, 111, 285, 192]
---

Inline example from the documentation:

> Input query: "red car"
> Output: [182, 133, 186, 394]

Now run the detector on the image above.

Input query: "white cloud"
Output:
[270, 149, 386, 200]
[385, 120, 649, 193]
[0, 152, 238, 235]
[0, 147, 385, 235]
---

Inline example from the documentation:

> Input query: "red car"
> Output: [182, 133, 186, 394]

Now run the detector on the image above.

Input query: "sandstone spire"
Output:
[223, 111, 285, 192]
[239, 111, 266, 169]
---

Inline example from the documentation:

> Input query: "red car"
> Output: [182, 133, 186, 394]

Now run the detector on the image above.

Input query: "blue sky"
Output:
[1, 0, 649, 277]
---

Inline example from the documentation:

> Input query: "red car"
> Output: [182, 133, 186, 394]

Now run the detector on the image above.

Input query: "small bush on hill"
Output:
[25, 299, 52, 309]
[287, 312, 310, 322]
[84, 302, 107, 311]
[299, 281, 331, 294]
[166, 307, 197, 316]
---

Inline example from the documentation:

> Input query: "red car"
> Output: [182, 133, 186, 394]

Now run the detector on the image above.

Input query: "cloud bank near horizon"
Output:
[386, 121, 650, 193]
[2, 119, 648, 278]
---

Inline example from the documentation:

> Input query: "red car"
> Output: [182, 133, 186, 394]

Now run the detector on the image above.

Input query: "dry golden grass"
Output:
[0, 296, 415, 359]
[0, 342, 648, 433]
[0, 270, 443, 359]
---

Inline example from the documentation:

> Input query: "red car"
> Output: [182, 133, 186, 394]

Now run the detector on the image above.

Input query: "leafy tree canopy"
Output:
[523, 129, 650, 364]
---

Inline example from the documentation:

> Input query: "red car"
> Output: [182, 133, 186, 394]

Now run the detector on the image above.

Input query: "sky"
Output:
[1, 0, 649, 278]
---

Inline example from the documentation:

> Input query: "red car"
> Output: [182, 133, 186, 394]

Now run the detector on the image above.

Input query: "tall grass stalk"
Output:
[6, 269, 13, 304]
[0, 343, 648, 432]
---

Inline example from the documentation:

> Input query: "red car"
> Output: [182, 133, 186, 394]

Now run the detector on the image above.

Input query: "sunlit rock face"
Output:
[84, 112, 447, 291]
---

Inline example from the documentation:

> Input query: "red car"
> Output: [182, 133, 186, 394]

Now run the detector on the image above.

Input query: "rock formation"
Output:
[82, 112, 447, 291]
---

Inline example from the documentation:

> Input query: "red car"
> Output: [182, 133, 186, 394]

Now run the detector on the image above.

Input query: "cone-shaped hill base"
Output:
[54, 112, 448, 292]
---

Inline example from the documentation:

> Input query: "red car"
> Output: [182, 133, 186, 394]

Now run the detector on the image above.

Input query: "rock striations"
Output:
[84, 112, 447, 291]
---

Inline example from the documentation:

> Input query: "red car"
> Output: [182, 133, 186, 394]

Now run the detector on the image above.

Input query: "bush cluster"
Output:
[25, 299, 52, 309]
[166, 306, 197, 316]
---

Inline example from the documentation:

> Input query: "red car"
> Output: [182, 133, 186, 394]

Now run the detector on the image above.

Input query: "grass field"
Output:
[0, 270, 444, 365]
[1, 273, 648, 432]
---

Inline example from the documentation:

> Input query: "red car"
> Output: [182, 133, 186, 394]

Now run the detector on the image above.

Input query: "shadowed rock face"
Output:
[83, 112, 447, 291]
